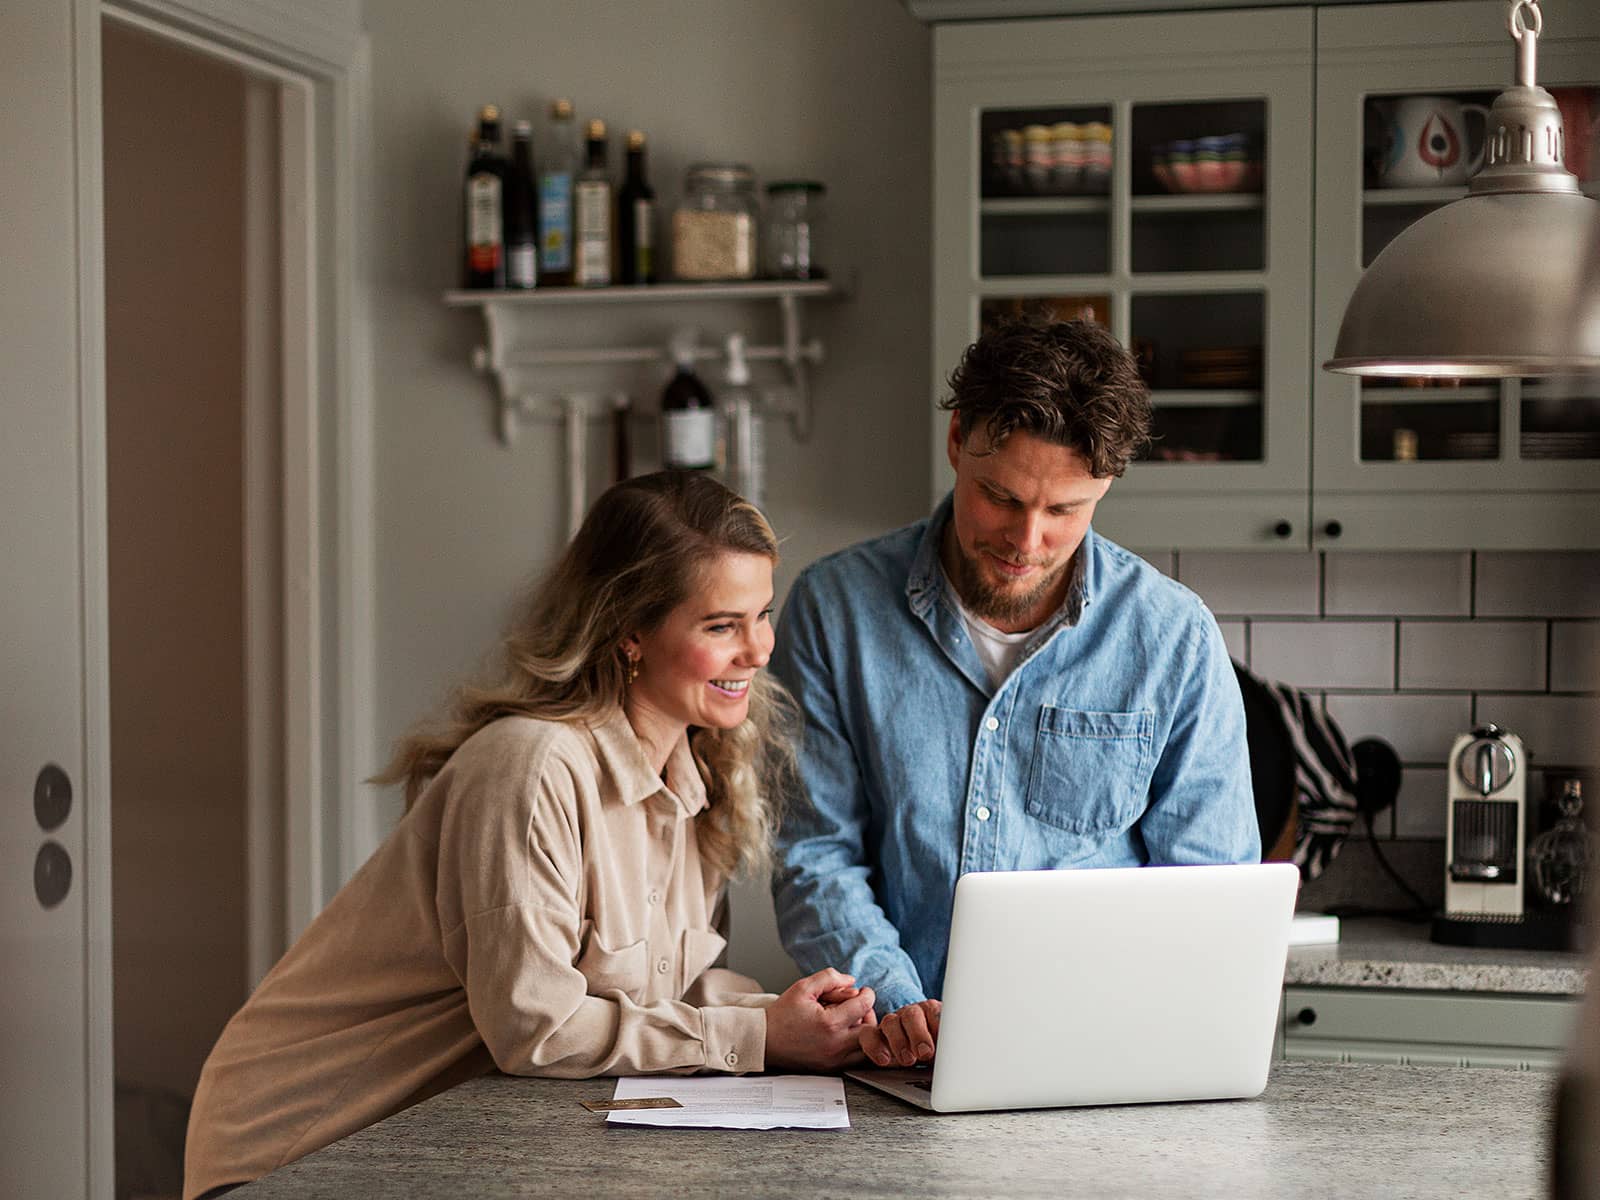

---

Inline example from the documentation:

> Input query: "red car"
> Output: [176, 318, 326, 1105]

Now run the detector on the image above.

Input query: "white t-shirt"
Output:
[944, 570, 1036, 689]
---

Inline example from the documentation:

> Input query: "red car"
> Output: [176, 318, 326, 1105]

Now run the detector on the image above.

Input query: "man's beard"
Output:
[947, 540, 1071, 627]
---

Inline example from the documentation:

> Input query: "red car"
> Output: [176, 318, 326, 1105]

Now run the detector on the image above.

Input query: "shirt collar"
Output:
[588, 706, 708, 817]
[906, 490, 1100, 622]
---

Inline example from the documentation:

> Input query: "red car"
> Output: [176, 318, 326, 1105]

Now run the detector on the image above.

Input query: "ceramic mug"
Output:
[1379, 96, 1490, 187]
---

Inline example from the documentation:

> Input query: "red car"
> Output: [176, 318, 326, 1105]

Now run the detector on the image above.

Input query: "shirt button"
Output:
[647, 890, 661, 906]
[984, 717, 999, 732]
[725, 1051, 739, 1067]
[976, 805, 991, 822]
[657, 958, 671, 974]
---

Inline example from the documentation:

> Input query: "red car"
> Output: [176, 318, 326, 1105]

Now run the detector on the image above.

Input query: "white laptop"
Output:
[845, 862, 1299, 1113]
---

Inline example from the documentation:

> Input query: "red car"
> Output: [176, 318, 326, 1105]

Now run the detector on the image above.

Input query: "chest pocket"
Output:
[575, 925, 648, 1000]
[1024, 706, 1154, 834]
[679, 927, 728, 995]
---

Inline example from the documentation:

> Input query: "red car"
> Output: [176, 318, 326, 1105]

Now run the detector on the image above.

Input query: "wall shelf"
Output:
[445, 278, 848, 535]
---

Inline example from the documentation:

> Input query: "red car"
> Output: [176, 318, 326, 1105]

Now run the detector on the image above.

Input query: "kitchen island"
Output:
[232, 1061, 1554, 1199]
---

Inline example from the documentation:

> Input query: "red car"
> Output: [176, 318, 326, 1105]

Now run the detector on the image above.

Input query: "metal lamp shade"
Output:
[1325, 190, 1600, 378]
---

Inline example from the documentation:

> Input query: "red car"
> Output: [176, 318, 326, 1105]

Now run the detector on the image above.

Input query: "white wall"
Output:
[364, 1, 933, 987]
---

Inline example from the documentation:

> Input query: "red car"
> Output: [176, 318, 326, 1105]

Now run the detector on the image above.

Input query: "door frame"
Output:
[74, 2, 371, 1192]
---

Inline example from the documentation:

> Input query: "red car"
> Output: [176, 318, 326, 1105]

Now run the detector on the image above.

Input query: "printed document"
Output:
[604, 1074, 850, 1130]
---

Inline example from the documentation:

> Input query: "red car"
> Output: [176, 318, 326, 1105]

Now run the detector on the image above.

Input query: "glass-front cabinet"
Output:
[934, 7, 1315, 548]
[1311, 1, 1600, 549]
[934, 0, 1600, 551]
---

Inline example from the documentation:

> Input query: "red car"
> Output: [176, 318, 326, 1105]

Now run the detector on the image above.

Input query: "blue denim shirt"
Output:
[769, 496, 1258, 1014]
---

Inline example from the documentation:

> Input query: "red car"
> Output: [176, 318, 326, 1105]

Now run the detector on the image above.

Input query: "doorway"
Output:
[101, 19, 289, 1198]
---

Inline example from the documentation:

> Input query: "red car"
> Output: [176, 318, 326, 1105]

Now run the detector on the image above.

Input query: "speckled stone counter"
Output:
[234, 1062, 1554, 1199]
[1285, 917, 1589, 994]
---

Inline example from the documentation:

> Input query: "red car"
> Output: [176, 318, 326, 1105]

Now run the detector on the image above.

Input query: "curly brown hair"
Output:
[941, 318, 1152, 477]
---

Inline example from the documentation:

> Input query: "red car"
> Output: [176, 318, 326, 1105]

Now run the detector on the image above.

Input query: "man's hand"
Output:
[764, 969, 878, 1071]
[859, 999, 941, 1067]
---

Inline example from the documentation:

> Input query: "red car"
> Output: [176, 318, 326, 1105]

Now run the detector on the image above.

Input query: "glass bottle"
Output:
[504, 120, 538, 289]
[660, 342, 716, 471]
[1531, 780, 1594, 906]
[574, 119, 612, 287]
[537, 98, 578, 286]
[617, 130, 656, 285]
[462, 105, 508, 289]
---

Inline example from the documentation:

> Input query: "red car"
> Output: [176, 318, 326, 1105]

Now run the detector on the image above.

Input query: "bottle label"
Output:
[575, 181, 611, 285]
[633, 198, 654, 280]
[539, 171, 573, 272]
[467, 174, 502, 272]
[507, 242, 538, 288]
[663, 409, 715, 469]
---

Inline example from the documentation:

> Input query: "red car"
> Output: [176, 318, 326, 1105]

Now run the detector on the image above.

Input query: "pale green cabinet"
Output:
[931, 0, 1600, 550]
[1281, 986, 1579, 1070]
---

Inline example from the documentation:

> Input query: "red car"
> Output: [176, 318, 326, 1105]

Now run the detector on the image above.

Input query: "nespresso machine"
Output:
[1444, 725, 1526, 918]
[1432, 724, 1571, 949]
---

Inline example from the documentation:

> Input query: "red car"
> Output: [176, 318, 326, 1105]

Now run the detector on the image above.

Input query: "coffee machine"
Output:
[1443, 725, 1526, 919]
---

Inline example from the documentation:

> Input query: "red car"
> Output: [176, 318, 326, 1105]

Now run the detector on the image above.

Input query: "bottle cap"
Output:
[586, 118, 607, 139]
[479, 104, 500, 121]
[550, 98, 574, 119]
[513, 119, 532, 137]
[628, 130, 647, 150]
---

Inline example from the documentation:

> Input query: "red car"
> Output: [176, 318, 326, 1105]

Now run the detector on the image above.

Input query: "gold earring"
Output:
[626, 655, 640, 685]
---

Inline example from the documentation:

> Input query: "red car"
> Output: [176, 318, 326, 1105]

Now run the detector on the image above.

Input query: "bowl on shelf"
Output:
[1151, 133, 1262, 194]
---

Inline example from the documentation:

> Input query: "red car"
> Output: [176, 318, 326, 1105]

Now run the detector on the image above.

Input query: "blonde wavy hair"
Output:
[372, 471, 796, 880]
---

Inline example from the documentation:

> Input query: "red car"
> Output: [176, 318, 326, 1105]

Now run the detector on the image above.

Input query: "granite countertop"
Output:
[1286, 916, 1589, 994]
[235, 1062, 1556, 1199]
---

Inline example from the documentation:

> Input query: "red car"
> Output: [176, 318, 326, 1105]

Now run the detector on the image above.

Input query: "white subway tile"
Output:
[1249, 621, 1395, 689]
[1217, 620, 1247, 663]
[1550, 622, 1600, 693]
[1131, 549, 1176, 578]
[1475, 552, 1600, 617]
[1472, 695, 1600, 767]
[1395, 768, 1447, 838]
[1398, 622, 1546, 691]
[1324, 552, 1470, 617]
[1176, 552, 1319, 617]
[1323, 693, 1472, 764]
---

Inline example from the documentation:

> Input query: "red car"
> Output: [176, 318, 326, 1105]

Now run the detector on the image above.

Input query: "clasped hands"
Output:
[763, 967, 940, 1071]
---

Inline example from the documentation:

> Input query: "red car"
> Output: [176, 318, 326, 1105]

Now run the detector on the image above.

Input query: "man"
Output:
[770, 319, 1258, 1070]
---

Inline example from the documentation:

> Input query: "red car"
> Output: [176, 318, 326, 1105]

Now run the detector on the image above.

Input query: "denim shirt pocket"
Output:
[1024, 706, 1155, 834]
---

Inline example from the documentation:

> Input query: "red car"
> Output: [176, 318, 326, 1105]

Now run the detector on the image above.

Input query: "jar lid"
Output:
[767, 180, 826, 194]
[685, 163, 756, 190]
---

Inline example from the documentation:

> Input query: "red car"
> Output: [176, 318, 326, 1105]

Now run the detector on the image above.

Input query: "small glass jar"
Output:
[672, 163, 759, 281]
[763, 181, 826, 280]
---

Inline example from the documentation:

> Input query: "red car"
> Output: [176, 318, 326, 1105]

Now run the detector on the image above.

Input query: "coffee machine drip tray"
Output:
[1431, 909, 1577, 951]
[1448, 799, 1519, 885]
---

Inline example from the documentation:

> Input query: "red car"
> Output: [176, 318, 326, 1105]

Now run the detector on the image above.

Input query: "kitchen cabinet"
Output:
[1281, 986, 1579, 1069]
[931, 0, 1600, 550]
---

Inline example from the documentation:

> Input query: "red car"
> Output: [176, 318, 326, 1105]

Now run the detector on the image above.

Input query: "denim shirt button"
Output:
[976, 805, 991, 821]
[983, 717, 999, 732]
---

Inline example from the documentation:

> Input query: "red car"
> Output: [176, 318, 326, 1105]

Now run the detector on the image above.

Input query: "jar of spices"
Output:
[672, 163, 759, 281]
[763, 181, 826, 280]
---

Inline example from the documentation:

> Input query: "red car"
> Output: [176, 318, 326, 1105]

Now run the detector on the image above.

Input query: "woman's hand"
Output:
[763, 968, 877, 1071]
[859, 999, 941, 1067]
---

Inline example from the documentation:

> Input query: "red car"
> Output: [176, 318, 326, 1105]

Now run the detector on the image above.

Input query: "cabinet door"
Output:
[1312, 0, 1600, 550]
[933, 7, 1315, 549]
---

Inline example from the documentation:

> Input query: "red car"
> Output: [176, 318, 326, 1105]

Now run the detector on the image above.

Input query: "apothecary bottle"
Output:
[672, 163, 758, 281]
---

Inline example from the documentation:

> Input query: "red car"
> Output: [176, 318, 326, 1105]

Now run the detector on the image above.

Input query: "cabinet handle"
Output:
[1273, 520, 1293, 539]
[1323, 520, 1343, 539]
[1294, 1007, 1317, 1026]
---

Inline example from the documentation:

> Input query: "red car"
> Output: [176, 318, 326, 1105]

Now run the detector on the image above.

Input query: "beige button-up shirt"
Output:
[184, 709, 775, 1199]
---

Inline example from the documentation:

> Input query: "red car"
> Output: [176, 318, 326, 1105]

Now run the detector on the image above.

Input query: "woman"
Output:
[183, 472, 875, 1199]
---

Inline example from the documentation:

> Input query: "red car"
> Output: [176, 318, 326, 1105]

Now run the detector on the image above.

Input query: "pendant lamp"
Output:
[1324, 0, 1600, 379]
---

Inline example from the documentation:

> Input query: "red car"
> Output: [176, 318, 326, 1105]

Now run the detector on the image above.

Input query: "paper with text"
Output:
[604, 1074, 850, 1129]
